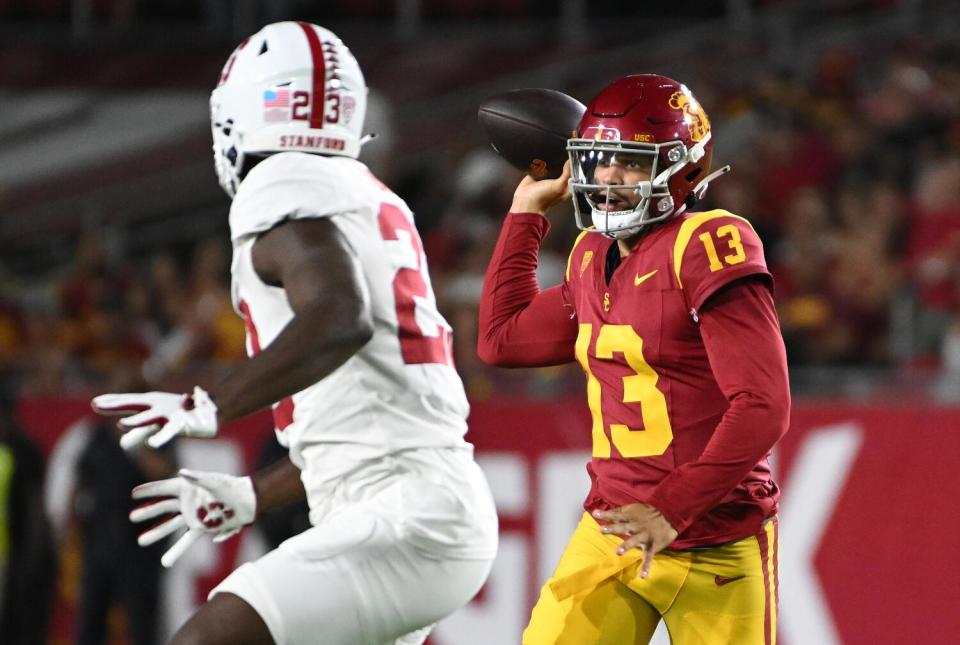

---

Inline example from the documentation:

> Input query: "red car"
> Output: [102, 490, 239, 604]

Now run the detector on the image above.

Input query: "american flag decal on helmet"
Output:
[263, 88, 290, 107]
[263, 86, 292, 122]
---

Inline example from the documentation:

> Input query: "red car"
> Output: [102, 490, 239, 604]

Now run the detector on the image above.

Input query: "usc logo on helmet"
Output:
[668, 90, 710, 142]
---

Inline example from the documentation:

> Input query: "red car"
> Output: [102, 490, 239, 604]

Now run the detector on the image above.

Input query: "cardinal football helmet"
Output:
[568, 74, 730, 238]
[210, 21, 368, 197]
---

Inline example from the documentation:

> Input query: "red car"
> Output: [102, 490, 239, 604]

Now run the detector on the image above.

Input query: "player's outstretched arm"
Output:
[92, 217, 372, 449]
[477, 164, 578, 367]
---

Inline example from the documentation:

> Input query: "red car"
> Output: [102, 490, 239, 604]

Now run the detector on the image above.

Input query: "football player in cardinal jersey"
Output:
[91, 21, 497, 645]
[478, 74, 789, 644]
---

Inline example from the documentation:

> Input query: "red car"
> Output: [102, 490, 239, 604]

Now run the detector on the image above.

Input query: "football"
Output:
[478, 88, 586, 179]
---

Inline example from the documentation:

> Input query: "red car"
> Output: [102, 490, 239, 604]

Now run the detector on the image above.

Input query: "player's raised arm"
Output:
[477, 163, 579, 367]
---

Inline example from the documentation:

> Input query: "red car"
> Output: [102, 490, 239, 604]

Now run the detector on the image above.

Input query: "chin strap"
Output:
[359, 132, 378, 146]
[692, 164, 731, 202]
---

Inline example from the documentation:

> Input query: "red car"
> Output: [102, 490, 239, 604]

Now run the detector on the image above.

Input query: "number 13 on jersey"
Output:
[575, 324, 673, 458]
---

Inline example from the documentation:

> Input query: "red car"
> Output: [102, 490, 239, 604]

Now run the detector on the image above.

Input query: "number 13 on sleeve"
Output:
[698, 224, 746, 273]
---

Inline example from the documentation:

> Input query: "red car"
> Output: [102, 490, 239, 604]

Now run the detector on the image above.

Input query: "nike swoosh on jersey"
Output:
[634, 269, 658, 286]
[714, 575, 746, 586]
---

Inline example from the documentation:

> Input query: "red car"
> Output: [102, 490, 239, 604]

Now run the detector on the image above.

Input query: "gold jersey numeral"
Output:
[698, 224, 746, 272]
[575, 324, 674, 459]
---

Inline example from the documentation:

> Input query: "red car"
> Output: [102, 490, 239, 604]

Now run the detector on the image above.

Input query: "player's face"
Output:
[592, 152, 655, 211]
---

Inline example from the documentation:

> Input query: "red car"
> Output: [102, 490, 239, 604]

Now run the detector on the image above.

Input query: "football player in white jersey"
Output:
[91, 21, 497, 645]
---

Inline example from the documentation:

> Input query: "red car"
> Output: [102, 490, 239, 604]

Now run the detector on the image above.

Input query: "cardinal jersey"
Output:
[563, 210, 778, 548]
[228, 152, 474, 522]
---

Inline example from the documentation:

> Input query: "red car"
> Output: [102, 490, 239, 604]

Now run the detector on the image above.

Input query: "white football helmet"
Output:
[210, 21, 368, 197]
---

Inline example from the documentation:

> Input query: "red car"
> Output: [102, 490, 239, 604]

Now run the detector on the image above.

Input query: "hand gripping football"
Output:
[478, 88, 586, 179]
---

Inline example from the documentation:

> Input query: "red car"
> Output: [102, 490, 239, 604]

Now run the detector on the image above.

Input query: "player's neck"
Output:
[617, 228, 650, 257]
[617, 218, 671, 256]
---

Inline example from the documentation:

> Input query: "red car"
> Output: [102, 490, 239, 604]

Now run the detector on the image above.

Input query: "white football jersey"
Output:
[229, 152, 474, 517]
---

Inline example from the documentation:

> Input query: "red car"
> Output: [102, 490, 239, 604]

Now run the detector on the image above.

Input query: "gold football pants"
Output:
[523, 512, 779, 645]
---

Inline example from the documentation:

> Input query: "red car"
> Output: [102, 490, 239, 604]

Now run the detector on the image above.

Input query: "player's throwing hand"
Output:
[509, 160, 572, 215]
[130, 469, 257, 568]
[593, 504, 678, 579]
[91, 386, 219, 450]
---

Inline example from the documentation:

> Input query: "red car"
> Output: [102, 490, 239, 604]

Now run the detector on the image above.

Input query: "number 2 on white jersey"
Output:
[377, 203, 452, 366]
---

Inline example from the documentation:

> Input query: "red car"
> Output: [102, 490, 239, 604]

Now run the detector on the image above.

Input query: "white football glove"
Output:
[91, 385, 219, 450]
[129, 468, 257, 568]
